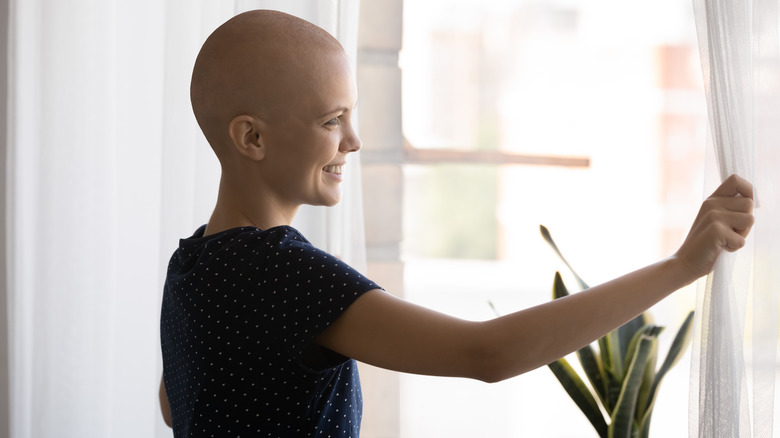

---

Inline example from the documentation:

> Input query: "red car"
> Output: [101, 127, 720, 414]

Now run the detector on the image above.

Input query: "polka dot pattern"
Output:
[161, 225, 380, 437]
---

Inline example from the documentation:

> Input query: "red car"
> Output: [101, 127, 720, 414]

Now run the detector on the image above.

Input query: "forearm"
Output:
[481, 255, 694, 382]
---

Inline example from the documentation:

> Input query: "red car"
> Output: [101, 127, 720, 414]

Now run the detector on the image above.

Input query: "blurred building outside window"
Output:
[399, 1, 706, 436]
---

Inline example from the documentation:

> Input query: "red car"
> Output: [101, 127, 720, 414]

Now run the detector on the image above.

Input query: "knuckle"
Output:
[737, 197, 753, 210]
[703, 208, 722, 223]
[703, 197, 718, 207]
[702, 198, 722, 212]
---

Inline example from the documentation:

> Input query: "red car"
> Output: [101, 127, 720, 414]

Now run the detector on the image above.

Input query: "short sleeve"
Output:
[255, 227, 381, 362]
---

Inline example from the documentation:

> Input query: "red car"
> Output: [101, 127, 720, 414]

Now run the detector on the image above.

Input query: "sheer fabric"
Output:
[689, 0, 780, 436]
[6, 1, 365, 437]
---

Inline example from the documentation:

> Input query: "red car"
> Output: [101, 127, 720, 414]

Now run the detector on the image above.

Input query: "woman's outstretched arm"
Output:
[316, 174, 754, 382]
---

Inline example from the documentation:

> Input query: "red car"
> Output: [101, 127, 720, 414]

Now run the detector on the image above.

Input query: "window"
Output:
[398, 1, 705, 436]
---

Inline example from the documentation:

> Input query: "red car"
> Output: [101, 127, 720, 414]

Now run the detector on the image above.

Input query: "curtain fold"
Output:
[7, 1, 366, 437]
[689, 0, 780, 435]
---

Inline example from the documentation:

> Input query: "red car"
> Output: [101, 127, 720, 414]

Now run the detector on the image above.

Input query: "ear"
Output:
[227, 115, 266, 161]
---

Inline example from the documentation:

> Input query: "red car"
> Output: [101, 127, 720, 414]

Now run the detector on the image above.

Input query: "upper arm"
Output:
[315, 289, 493, 381]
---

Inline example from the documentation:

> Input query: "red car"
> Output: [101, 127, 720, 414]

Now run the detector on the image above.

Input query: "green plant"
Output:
[540, 225, 694, 438]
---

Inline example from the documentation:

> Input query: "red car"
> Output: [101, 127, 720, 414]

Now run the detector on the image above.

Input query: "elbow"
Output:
[475, 351, 514, 384]
[162, 409, 173, 428]
[472, 351, 511, 384]
[477, 372, 505, 385]
[159, 377, 173, 428]
[467, 324, 517, 384]
[468, 320, 541, 384]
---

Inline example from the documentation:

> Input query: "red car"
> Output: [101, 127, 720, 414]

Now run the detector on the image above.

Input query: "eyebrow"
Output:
[319, 101, 358, 120]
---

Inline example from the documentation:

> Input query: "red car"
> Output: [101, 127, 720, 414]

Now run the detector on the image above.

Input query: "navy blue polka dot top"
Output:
[161, 225, 380, 437]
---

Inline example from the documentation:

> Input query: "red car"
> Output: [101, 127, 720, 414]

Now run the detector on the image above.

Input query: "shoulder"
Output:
[262, 227, 347, 268]
[188, 225, 312, 258]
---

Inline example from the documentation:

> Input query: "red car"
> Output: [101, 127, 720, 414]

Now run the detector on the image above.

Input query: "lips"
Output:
[322, 165, 343, 175]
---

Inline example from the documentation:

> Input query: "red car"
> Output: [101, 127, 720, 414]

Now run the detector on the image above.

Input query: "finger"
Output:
[709, 209, 754, 232]
[724, 231, 747, 251]
[708, 196, 754, 213]
[729, 212, 755, 237]
[712, 174, 754, 199]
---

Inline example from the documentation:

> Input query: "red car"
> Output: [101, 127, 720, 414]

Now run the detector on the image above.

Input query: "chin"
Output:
[323, 197, 341, 207]
[306, 195, 341, 207]
[320, 189, 342, 207]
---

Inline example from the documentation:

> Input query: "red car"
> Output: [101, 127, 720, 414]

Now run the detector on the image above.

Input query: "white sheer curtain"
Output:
[6, 1, 365, 437]
[689, 0, 780, 435]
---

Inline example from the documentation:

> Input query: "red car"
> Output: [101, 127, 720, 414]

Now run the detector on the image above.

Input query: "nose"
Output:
[340, 123, 362, 153]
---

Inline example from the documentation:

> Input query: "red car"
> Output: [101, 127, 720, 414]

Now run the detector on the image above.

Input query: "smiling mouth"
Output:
[322, 165, 343, 175]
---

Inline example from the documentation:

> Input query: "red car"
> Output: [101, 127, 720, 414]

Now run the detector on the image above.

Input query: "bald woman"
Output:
[159, 9, 754, 437]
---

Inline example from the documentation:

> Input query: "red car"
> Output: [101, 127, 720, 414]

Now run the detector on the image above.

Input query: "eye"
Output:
[324, 117, 340, 127]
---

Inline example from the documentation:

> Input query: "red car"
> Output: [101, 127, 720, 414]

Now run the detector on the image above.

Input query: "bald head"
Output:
[191, 10, 347, 153]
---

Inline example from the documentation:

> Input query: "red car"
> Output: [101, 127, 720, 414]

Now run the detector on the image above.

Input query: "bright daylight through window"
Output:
[399, 0, 705, 436]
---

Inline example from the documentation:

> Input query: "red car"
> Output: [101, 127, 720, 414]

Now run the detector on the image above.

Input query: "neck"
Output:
[204, 173, 299, 236]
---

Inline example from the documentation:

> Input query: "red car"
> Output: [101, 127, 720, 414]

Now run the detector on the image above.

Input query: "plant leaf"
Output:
[548, 358, 609, 438]
[487, 300, 500, 318]
[640, 410, 653, 437]
[540, 225, 589, 290]
[617, 313, 650, 371]
[608, 332, 659, 438]
[620, 325, 662, 427]
[636, 334, 658, 424]
[551, 272, 608, 406]
[604, 366, 622, 415]
[638, 310, 695, 427]
[621, 325, 663, 377]
[553, 271, 569, 299]
[607, 330, 624, 382]
[577, 343, 609, 408]
[599, 334, 624, 414]
[605, 325, 659, 414]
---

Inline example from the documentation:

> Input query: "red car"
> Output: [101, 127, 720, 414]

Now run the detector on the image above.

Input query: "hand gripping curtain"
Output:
[689, 0, 780, 436]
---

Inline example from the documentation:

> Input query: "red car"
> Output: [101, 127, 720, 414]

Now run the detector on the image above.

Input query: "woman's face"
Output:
[258, 52, 361, 210]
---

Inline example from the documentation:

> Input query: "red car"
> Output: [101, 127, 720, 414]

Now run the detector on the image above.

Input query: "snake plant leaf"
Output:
[599, 333, 625, 414]
[638, 310, 695, 428]
[637, 334, 658, 424]
[604, 324, 656, 415]
[578, 343, 609, 408]
[540, 225, 589, 290]
[605, 313, 653, 395]
[640, 411, 653, 437]
[629, 325, 662, 421]
[605, 368, 622, 415]
[548, 358, 609, 438]
[609, 313, 652, 386]
[616, 312, 651, 371]
[487, 300, 500, 317]
[599, 330, 612, 377]
[621, 325, 663, 376]
[608, 332, 659, 438]
[553, 271, 569, 299]
[552, 272, 609, 405]
[606, 330, 624, 382]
